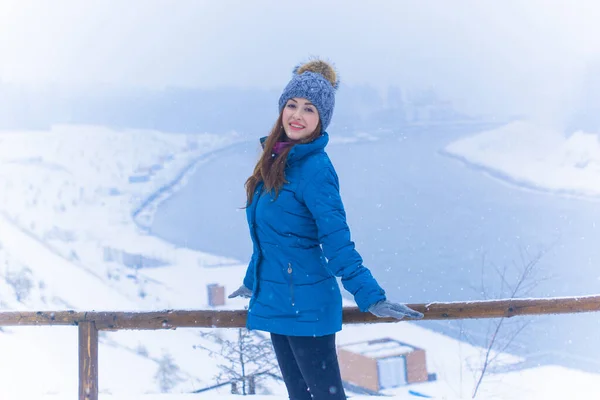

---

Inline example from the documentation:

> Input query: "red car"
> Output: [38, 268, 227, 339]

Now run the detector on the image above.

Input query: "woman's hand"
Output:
[228, 285, 253, 299]
[368, 300, 424, 320]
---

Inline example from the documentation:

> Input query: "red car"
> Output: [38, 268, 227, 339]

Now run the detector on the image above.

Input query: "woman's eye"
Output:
[287, 104, 296, 109]
[305, 108, 314, 113]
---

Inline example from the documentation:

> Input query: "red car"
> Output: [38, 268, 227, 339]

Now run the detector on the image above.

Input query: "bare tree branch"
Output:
[492, 261, 513, 296]
[487, 320, 531, 368]
[471, 245, 550, 398]
[194, 328, 279, 395]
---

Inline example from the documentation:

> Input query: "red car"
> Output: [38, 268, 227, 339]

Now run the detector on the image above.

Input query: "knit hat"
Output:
[278, 59, 339, 132]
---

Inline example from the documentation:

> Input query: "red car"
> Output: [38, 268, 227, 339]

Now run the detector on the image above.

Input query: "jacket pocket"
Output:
[287, 262, 295, 307]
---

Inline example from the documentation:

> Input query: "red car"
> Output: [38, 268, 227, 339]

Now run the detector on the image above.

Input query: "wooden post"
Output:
[79, 321, 98, 400]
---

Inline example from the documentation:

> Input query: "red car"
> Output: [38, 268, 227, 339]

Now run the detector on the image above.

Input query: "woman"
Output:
[229, 59, 423, 400]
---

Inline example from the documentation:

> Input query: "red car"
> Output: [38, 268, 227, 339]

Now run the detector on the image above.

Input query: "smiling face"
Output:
[281, 97, 320, 141]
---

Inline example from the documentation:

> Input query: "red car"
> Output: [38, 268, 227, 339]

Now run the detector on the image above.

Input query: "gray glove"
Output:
[368, 300, 424, 320]
[228, 285, 253, 299]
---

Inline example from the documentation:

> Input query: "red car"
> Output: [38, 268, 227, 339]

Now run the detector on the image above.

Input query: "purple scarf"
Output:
[273, 141, 294, 154]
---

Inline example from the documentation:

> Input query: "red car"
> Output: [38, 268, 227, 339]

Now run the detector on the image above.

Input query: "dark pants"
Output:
[270, 333, 347, 400]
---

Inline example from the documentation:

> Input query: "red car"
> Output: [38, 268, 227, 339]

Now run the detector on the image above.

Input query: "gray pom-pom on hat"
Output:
[278, 59, 339, 132]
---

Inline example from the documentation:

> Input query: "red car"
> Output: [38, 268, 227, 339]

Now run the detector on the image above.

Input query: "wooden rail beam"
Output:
[0, 295, 598, 330]
[344, 294, 600, 323]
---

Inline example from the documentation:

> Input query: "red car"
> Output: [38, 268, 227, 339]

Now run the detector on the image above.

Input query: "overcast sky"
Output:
[1, 0, 600, 120]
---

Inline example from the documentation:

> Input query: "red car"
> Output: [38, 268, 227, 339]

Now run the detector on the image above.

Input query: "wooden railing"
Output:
[1, 294, 599, 400]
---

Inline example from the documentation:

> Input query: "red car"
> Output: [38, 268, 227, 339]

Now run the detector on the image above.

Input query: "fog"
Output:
[2, 0, 600, 123]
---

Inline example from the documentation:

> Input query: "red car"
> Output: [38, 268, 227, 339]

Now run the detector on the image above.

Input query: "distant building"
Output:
[337, 338, 433, 392]
[207, 283, 225, 307]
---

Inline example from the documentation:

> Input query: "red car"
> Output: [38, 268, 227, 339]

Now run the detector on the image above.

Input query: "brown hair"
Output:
[245, 111, 322, 205]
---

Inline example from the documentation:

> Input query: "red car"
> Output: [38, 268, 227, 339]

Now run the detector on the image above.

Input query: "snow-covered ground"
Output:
[0, 124, 598, 399]
[444, 121, 600, 199]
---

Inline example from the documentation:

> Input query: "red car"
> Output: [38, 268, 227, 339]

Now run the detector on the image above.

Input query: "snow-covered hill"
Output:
[0, 125, 251, 398]
[444, 121, 600, 199]
[0, 124, 598, 399]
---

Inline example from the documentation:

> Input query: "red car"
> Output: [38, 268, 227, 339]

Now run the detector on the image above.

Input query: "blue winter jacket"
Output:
[243, 132, 386, 337]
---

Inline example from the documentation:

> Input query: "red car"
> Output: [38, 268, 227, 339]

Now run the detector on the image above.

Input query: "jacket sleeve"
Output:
[302, 166, 386, 311]
[243, 256, 256, 290]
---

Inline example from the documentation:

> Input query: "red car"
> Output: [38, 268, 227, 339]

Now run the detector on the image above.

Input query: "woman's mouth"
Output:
[289, 123, 305, 131]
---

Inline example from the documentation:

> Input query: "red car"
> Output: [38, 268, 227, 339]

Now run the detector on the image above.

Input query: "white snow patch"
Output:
[444, 121, 600, 198]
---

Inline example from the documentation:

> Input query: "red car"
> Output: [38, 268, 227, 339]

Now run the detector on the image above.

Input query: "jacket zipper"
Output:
[288, 262, 295, 306]
[249, 184, 262, 303]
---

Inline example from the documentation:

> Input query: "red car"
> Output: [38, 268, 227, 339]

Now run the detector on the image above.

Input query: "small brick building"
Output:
[337, 338, 430, 392]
